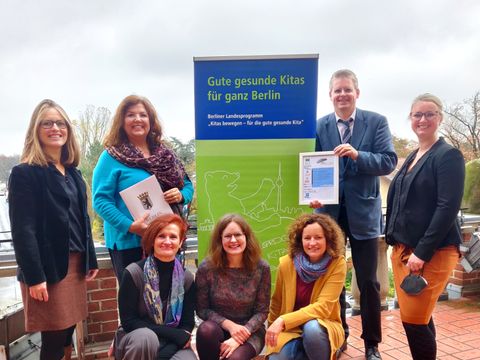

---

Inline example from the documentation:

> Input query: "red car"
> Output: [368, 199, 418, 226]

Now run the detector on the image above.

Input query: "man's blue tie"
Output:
[339, 119, 352, 144]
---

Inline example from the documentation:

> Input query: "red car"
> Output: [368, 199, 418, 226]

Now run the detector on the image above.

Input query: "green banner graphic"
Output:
[194, 55, 318, 276]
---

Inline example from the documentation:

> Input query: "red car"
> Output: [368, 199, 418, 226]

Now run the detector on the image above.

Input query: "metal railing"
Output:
[0, 231, 11, 241]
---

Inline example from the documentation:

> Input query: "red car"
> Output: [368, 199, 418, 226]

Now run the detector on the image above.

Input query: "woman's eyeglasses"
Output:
[40, 120, 68, 129]
[410, 111, 439, 121]
[222, 233, 245, 241]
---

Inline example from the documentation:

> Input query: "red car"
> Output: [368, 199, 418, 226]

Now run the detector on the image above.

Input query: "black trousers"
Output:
[108, 246, 143, 281]
[338, 204, 382, 346]
[40, 325, 75, 360]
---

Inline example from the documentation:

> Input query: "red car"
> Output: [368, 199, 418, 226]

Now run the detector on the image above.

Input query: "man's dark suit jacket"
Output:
[315, 108, 397, 240]
[8, 163, 98, 286]
[385, 138, 465, 261]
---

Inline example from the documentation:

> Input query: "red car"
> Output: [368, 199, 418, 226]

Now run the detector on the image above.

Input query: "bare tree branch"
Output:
[73, 105, 111, 158]
[441, 90, 480, 160]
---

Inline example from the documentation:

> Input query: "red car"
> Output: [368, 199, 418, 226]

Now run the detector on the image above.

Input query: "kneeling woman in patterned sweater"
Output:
[266, 214, 347, 360]
[115, 214, 196, 360]
[196, 214, 271, 360]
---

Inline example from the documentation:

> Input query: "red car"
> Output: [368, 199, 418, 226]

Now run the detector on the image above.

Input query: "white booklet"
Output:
[119, 174, 173, 224]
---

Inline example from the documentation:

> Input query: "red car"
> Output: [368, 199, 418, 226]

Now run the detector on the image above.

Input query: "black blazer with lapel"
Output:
[385, 138, 465, 262]
[315, 108, 397, 239]
[8, 163, 98, 286]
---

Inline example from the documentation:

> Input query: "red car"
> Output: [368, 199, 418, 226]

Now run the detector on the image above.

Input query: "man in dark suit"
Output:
[310, 69, 397, 360]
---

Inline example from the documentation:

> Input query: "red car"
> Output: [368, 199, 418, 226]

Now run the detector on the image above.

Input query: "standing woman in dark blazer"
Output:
[385, 93, 465, 360]
[8, 99, 99, 360]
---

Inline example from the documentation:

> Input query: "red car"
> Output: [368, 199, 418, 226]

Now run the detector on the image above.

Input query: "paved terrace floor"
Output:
[341, 298, 480, 360]
[82, 297, 480, 360]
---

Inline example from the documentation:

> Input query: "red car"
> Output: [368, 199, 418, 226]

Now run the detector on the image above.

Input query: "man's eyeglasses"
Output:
[410, 111, 439, 121]
[40, 120, 68, 129]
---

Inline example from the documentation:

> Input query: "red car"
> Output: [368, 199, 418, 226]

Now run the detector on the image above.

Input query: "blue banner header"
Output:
[194, 56, 318, 140]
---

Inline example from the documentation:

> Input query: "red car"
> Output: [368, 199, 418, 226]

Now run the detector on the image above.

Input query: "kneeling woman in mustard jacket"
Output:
[266, 214, 346, 360]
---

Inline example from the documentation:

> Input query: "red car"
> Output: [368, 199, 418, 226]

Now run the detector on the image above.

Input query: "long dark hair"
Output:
[104, 94, 163, 149]
[207, 214, 261, 272]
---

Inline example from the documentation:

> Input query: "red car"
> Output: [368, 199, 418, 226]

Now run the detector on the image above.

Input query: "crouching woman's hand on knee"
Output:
[220, 338, 241, 359]
[266, 317, 285, 348]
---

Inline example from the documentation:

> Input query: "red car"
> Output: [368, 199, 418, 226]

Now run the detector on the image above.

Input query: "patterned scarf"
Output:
[143, 255, 185, 327]
[294, 252, 332, 283]
[107, 142, 186, 191]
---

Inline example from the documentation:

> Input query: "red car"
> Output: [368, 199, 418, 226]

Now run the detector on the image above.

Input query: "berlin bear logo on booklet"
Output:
[120, 175, 172, 224]
[138, 192, 153, 210]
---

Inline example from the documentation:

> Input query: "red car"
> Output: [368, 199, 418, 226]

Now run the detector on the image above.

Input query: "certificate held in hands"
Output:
[299, 151, 339, 205]
[119, 175, 173, 224]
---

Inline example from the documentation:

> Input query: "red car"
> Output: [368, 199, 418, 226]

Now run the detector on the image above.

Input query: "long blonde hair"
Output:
[21, 99, 80, 167]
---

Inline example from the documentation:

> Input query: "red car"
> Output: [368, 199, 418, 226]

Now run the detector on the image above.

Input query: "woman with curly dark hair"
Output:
[266, 213, 346, 360]
[195, 214, 271, 360]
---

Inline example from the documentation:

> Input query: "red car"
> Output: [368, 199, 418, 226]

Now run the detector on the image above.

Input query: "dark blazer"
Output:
[8, 163, 98, 286]
[385, 138, 465, 262]
[315, 108, 397, 239]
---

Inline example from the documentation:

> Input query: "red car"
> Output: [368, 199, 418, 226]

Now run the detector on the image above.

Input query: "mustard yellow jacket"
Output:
[267, 255, 346, 360]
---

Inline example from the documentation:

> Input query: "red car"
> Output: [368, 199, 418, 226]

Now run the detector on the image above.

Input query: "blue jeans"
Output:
[268, 320, 330, 360]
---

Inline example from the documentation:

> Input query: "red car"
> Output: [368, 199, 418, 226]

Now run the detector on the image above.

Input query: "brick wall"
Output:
[447, 228, 480, 297]
[449, 264, 480, 295]
[85, 259, 118, 343]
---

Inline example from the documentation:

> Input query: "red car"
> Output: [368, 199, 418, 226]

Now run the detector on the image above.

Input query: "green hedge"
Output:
[463, 159, 480, 214]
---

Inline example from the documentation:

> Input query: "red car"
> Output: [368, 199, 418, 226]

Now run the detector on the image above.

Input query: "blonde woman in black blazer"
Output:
[385, 93, 465, 360]
[8, 99, 98, 360]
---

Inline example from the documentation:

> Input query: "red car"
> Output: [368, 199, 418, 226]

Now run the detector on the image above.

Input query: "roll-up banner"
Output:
[194, 54, 318, 274]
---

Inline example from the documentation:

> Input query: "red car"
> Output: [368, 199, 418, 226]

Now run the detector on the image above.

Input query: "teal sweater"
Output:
[92, 150, 193, 250]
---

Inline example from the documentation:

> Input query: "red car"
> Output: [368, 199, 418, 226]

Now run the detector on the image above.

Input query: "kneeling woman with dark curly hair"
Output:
[266, 213, 347, 360]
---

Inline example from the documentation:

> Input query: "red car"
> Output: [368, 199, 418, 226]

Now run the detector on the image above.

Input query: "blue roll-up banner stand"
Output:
[194, 54, 318, 275]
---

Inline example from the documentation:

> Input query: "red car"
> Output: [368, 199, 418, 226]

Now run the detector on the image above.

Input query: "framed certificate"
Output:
[299, 151, 339, 205]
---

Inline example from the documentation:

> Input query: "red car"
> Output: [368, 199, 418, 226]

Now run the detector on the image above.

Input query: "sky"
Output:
[0, 0, 479, 156]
